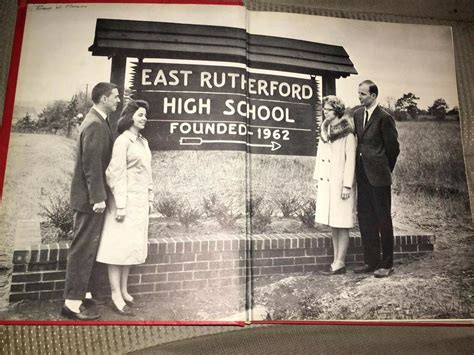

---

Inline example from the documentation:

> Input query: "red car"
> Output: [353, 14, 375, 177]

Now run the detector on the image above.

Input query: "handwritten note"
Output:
[34, 4, 88, 11]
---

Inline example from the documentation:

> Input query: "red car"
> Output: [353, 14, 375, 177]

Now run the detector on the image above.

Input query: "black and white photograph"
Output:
[0, 1, 471, 323]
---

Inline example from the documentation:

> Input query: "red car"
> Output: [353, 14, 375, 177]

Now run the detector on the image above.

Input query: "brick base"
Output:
[9, 231, 435, 302]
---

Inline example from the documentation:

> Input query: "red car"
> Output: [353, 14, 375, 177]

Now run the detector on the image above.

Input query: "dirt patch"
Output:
[253, 193, 474, 321]
[0, 287, 246, 322]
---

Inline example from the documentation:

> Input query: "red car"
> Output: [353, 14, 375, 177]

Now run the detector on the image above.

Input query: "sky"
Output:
[14, 3, 459, 111]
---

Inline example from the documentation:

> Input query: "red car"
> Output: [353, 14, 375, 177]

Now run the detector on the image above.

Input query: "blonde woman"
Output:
[313, 96, 356, 275]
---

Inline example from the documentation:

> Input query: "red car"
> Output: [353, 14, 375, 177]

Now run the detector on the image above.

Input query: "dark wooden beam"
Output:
[322, 75, 336, 97]
[89, 19, 358, 79]
[109, 54, 126, 136]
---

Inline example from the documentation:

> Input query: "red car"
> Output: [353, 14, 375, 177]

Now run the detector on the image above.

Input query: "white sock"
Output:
[65, 299, 82, 313]
[85, 292, 93, 299]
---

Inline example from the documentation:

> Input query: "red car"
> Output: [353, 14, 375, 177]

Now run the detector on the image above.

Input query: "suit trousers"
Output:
[63, 210, 106, 300]
[356, 163, 394, 269]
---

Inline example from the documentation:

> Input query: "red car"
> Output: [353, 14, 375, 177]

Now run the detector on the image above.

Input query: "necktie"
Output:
[363, 110, 368, 128]
[105, 116, 112, 131]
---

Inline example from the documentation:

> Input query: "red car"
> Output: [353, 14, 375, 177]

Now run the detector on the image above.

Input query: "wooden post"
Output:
[109, 54, 127, 136]
[135, 57, 143, 99]
[322, 75, 336, 97]
[310, 75, 321, 155]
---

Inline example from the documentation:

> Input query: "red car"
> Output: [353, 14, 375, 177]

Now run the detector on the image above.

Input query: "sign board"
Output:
[132, 61, 320, 156]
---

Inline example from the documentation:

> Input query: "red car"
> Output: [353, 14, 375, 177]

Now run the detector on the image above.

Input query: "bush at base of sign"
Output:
[273, 194, 304, 218]
[154, 194, 181, 218]
[149, 191, 324, 237]
[250, 209, 273, 234]
[298, 200, 316, 229]
[39, 183, 74, 243]
[202, 193, 243, 230]
[177, 202, 202, 230]
[248, 195, 274, 233]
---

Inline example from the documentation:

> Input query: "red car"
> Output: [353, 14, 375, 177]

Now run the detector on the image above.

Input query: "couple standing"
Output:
[314, 80, 400, 278]
[61, 82, 153, 320]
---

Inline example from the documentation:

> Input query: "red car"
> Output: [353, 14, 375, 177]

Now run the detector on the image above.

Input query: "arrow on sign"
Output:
[179, 137, 282, 151]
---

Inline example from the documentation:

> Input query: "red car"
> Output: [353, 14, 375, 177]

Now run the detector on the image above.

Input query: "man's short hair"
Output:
[91, 82, 119, 104]
[359, 80, 379, 98]
[117, 100, 150, 134]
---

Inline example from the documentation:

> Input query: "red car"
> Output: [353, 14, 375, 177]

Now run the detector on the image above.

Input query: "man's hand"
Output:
[149, 202, 154, 214]
[341, 187, 351, 200]
[92, 201, 106, 213]
[116, 208, 126, 222]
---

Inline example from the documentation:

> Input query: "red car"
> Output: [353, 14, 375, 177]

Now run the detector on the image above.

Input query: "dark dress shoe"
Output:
[110, 301, 136, 316]
[83, 298, 106, 307]
[61, 304, 100, 320]
[354, 264, 377, 273]
[374, 267, 394, 278]
[321, 266, 346, 275]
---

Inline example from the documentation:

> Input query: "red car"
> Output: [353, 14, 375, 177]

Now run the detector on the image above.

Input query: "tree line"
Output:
[13, 90, 93, 137]
[386, 93, 458, 121]
[13, 91, 459, 137]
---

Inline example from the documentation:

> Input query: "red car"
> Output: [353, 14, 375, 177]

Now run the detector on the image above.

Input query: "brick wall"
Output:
[9, 232, 435, 302]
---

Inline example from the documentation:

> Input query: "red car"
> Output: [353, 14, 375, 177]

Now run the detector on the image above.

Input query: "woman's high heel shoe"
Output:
[125, 299, 140, 308]
[321, 266, 346, 275]
[110, 300, 136, 316]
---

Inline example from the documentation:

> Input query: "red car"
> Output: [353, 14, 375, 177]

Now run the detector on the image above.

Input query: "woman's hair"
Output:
[322, 95, 345, 118]
[117, 100, 150, 134]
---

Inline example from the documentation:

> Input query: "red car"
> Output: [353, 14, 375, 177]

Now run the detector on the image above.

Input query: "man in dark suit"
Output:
[62, 82, 120, 320]
[354, 80, 400, 278]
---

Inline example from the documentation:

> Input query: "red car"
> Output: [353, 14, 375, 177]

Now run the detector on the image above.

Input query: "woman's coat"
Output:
[96, 130, 154, 265]
[313, 123, 357, 228]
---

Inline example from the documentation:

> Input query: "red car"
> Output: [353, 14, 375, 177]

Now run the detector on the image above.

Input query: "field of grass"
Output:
[394, 121, 467, 195]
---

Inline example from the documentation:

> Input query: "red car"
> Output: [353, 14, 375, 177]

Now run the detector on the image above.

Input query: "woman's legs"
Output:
[331, 228, 339, 270]
[108, 264, 126, 310]
[120, 265, 133, 303]
[334, 228, 349, 269]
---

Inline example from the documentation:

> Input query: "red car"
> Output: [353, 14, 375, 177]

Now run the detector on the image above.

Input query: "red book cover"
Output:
[0, 0, 472, 327]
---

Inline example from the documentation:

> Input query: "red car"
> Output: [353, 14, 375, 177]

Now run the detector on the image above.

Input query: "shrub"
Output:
[248, 195, 264, 218]
[298, 200, 316, 229]
[202, 193, 242, 229]
[273, 193, 303, 217]
[154, 194, 181, 218]
[214, 204, 242, 229]
[251, 208, 273, 233]
[202, 193, 220, 217]
[39, 188, 73, 239]
[177, 202, 201, 229]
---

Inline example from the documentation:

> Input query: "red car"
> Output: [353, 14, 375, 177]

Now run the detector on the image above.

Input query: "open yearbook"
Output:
[0, 1, 471, 324]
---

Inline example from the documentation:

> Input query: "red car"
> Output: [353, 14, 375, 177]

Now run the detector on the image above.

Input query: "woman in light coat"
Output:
[313, 96, 356, 275]
[96, 100, 154, 316]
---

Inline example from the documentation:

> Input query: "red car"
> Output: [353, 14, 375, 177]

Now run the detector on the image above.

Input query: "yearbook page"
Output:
[0, 1, 471, 325]
[246, 10, 472, 322]
[0, 1, 251, 324]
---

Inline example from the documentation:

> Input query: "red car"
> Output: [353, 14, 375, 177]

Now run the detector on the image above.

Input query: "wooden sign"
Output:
[132, 61, 320, 156]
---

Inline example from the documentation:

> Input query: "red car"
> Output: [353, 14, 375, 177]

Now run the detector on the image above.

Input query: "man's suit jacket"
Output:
[354, 105, 400, 187]
[70, 108, 114, 213]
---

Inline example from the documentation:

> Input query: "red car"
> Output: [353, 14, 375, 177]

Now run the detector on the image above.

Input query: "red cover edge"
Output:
[0, 0, 28, 200]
